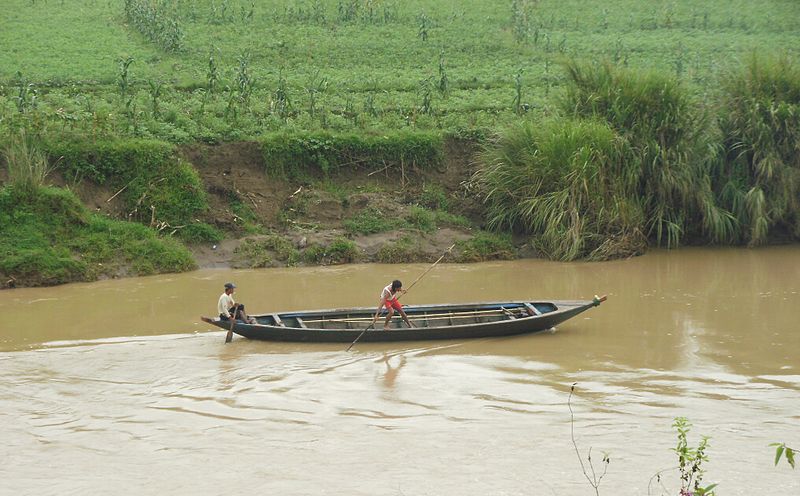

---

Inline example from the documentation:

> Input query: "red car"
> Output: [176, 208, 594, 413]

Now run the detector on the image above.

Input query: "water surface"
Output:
[1, 247, 798, 495]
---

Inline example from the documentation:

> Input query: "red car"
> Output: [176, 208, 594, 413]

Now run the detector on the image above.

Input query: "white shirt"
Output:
[380, 285, 397, 302]
[218, 292, 235, 316]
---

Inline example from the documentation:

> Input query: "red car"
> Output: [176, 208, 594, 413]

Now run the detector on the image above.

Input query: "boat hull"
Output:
[201, 299, 603, 343]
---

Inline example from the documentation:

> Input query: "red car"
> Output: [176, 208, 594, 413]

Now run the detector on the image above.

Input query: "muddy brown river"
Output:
[1, 247, 798, 495]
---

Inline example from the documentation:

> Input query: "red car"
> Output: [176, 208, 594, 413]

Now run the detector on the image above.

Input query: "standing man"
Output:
[374, 279, 415, 330]
[218, 282, 256, 324]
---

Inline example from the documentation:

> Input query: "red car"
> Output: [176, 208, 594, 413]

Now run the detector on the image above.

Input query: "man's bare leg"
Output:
[398, 308, 415, 328]
[384, 308, 395, 330]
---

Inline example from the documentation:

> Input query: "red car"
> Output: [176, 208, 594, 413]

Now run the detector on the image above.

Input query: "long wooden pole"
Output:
[346, 244, 455, 351]
[396, 244, 455, 301]
[225, 175, 238, 344]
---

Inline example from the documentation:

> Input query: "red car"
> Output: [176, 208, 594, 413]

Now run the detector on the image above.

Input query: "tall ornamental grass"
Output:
[2, 130, 54, 196]
[716, 55, 800, 245]
[561, 60, 734, 248]
[475, 118, 646, 260]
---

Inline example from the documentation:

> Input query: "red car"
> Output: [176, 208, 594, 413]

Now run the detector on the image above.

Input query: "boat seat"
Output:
[501, 307, 517, 319]
[272, 314, 285, 327]
[524, 303, 542, 316]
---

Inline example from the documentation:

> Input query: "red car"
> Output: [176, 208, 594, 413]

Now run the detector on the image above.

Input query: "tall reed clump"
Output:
[561, 60, 734, 248]
[2, 130, 54, 197]
[475, 118, 647, 260]
[716, 55, 800, 245]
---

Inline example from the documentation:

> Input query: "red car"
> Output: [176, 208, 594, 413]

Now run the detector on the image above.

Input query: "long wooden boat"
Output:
[201, 296, 606, 343]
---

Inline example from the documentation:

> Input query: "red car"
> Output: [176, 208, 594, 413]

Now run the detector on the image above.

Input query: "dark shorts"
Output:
[220, 304, 245, 321]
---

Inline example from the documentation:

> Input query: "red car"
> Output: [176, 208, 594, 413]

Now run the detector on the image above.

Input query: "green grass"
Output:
[344, 204, 473, 235]
[716, 54, 800, 245]
[343, 207, 401, 235]
[1, 0, 798, 142]
[376, 235, 426, 263]
[0, 184, 196, 285]
[301, 237, 360, 264]
[2, 0, 799, 266]
[456, 233, 515, 262]
[234, 234, 300, 267]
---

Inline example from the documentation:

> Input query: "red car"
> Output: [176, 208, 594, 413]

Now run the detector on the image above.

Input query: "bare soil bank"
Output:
[186, 139, 488, 268]
[51, 138, 502, 271]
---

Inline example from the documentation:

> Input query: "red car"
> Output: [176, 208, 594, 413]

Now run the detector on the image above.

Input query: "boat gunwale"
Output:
[204, 300, 594, 333]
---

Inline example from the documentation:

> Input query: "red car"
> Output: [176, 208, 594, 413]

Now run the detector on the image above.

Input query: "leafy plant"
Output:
[672, 417, 717, 496]
[715, 54, 800, 245]
[3, 129, 55, 195]
[455, 232, 514, 262]
[344, 207, 398, 235]
[771, 443, 796, 469]
[301, 237, 360, 264]
[561, 60, 735, 248]
[475, 118, 645, 261]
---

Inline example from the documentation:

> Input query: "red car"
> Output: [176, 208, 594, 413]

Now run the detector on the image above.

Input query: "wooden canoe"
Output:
[201, 296, 606, 343]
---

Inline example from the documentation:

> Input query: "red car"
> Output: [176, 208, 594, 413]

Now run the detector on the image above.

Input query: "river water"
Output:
[1, 247, 798, 495]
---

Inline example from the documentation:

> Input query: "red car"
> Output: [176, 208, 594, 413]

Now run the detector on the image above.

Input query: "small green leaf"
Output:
[775, 444, 785, 466]
[786, 448, 795, 469]
[699, 483, 718, 495]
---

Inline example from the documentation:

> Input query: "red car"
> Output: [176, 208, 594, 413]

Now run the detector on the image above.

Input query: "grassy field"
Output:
[1, 0, 799, 141]
[1, 0, 799, 285]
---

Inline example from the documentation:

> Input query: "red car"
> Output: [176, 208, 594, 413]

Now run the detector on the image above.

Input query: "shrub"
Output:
[0, 185, 195, 286]
[302, 238, 360, 264]
[261, 131, 443, 180]
[178, 223, 223, 244]
[456, 232, 515, 262]
[716, 54, 800, 245]
[235, 235, 300, 267]
[3, 130, 54, 196]
[404, 206, 436, 232]
[344, 207, 399, 235]
[46, 139, 210, 229]
[418, 183, 449, 210]
[561, 60, 734, 248]
[376, 236, 427, 263]
[475, 118, 645, 260]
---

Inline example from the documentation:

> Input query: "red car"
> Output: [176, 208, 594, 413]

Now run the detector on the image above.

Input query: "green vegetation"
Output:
[234, 234, 300, 268]
[262, 131, 443, 179]
[1, 0, 799, 286]
[230, 199, 263, 235]
[2, 0, 798, 143]
[455, 232, 515, 262]
[476, 118, 624, 260]
[344, 204, 470, 236]
[772, 442, 797, 469]
[562, 60, 731, 248]
[0, 185, 195, 286]
[570, 385, 719, 495]
[716, 55, 800, 246]
[343, 207, 401, 235]
[45, 138, 218, 242]
[2, 130, 54, 194]
[476, 57, 798, 260]
[302, 237, 360, 264]
[376, 236, 425, 263]
[417, 183, 449, 211]
[672, 417, 717, 496]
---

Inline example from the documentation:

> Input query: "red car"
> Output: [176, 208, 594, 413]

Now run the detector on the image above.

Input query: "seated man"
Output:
[218, 282, 256, 324]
